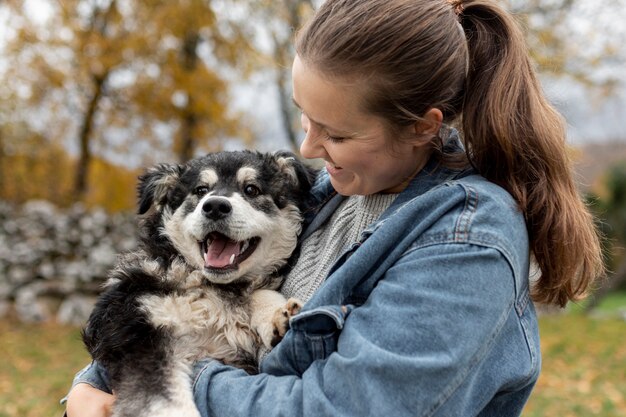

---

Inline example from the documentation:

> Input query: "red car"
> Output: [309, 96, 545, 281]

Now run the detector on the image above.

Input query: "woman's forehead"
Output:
[292, 56, 371, 131]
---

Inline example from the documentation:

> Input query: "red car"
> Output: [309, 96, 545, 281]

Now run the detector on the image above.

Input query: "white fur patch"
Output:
[250, 289, 288, 348]
[200, 169, 218, 188]
[127, 360, 200, 417]
[139, 290, 258, 363]
[161, 207, 203, 270]
[236, 166, 258, 185]
[275, 155, 298, 184]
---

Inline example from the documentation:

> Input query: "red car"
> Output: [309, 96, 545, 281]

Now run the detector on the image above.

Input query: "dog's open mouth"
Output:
[200, 232, 260, 271]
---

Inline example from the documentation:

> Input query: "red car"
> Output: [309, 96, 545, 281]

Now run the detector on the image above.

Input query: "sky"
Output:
[539, 0, 626, 145]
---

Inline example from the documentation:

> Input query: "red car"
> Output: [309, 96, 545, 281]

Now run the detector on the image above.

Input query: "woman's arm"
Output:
[63, 360, 114, 416]
[65, 243, 527, 417]
[191, 243, 521, 417]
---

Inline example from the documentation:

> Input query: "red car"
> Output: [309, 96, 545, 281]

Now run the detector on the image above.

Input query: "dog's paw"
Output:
[270, 298, 302, 347]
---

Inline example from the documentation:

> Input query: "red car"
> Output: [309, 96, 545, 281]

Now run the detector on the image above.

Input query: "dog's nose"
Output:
[203, 197, 232, 220]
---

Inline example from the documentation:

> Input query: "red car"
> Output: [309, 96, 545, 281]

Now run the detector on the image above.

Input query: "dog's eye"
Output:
[195, 186, 209, 196]
[243, 184, 260, 197]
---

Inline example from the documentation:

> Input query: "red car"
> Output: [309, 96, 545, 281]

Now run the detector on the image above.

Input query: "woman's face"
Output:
[292, 55, 432, 196]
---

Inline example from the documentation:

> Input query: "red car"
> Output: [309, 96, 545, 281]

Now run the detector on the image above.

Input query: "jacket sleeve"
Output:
[192, 242, 519, 417]
[61, 360, 112, 408]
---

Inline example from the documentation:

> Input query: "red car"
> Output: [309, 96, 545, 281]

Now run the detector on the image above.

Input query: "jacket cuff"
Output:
[60, 361, 112, 406]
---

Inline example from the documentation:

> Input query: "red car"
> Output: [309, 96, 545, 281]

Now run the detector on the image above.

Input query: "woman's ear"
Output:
[414, 108, 443, 141]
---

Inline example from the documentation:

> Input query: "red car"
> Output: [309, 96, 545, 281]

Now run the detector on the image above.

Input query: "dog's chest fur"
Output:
[137, 262, 263, 366]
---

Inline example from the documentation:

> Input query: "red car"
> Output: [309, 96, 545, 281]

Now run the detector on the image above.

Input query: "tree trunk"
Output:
[177, 31, 200, 163]
[272, 0, 315, 153]
[179, 101, 197, 163]
[275, 55, 299, 152]
[73, 73, 107, 200]
[0, 127, 4, 196]
[71, 0, 118, 200]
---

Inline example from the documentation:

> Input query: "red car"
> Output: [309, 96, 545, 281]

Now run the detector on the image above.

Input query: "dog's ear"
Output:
[137, 163, 185, 215]
[272, 151, 317, 192]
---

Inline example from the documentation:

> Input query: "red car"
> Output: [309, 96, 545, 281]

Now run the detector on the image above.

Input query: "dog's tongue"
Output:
[205, 235, 240, 268]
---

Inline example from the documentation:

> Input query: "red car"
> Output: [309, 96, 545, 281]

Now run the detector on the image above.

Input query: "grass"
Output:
[523, 291, 626, 416]
[0, 321, 90, 417]
[0, 296, 625, 417]
[589, 291, 626, 315]
[523, 314, 626, 416]
[568, 291, 626, 317]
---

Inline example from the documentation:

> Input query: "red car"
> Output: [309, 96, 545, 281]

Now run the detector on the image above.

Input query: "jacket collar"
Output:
[300, 128, 472, 240]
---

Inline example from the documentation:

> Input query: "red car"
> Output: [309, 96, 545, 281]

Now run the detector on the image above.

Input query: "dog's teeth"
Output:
[229, 254, 235, 265]
[240, 240, 249, 254]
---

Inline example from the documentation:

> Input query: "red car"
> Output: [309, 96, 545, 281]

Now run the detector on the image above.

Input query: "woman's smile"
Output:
[325, 161, 343, 175]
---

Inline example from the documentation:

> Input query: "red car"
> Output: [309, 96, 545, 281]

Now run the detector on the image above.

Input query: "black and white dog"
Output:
[82, 150, 315, 417]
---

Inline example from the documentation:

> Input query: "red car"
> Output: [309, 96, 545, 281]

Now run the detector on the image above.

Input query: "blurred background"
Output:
[0, 0, 624, 416]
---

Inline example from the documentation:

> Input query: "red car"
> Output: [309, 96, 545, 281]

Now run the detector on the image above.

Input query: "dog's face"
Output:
[137, 151, 314, 285]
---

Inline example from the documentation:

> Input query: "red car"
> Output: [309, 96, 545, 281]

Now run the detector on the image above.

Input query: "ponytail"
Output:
[455, 0, 604, 306]
[296, 0, 604, 307]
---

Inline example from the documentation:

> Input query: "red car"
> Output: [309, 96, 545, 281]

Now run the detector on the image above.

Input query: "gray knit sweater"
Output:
[282, 193, 398, 303]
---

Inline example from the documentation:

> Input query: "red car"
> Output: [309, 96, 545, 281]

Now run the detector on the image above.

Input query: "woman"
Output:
[65, 0, 604, 415]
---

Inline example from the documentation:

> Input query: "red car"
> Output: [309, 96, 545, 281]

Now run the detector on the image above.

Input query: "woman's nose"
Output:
[300, 129, 326, 160]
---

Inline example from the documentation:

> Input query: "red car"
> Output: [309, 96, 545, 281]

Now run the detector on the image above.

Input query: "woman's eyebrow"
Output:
[291, 97, 347, 134]
[291, 97, 316, 122]
[292, 97, 329, 128]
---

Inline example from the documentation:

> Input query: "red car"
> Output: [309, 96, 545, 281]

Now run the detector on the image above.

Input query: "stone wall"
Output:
[0, 200, 137, 325]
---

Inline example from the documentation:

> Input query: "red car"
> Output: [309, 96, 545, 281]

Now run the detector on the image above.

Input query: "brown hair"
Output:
[296, 0, 604, 307]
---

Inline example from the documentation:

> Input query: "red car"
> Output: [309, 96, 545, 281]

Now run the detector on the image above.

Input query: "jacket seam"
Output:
[426, 300, 515, 417]
[404, 233, 524, 302]
[405, 232, 514, 261]
[517, 299, 540, 385]
[454, 184, 479, 242]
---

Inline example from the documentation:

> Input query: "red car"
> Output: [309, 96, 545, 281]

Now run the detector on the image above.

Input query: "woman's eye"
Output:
[195, 186, 209, 196]
[244, 184, 260, 197]
[325, 133, 346, 143]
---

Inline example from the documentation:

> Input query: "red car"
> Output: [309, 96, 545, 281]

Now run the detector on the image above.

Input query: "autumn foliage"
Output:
[0, 137, 139, 212]
[0, 0, 262, 205]
[0, 0, 621, 214]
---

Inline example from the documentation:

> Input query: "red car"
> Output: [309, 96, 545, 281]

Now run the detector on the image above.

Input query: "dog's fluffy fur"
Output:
[82, 150, 314, 417]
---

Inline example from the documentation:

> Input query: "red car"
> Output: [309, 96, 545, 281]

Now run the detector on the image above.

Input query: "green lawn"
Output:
[523, 314, 626, 416]
[0, 321, 90, 417]
[0, 300, 625, 417]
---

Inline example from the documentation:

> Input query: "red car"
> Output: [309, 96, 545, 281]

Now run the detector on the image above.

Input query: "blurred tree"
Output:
[0, 107, 139, 211]
[585, 163, 626, 310]
[508, 0, 624, 90]
[0, 126, 4, 196]
[2, 0, 253, 202]
[118, 0, 255, 162]
[0, 120, 74, 205]
[249, 0, 314, 152]
[4, 0, 126, 201]
[252, 0, 625, 152]
[1, 0, 623, 205]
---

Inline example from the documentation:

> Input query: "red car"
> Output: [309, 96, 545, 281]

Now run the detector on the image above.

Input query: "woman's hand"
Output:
[65, 383, 115, 417]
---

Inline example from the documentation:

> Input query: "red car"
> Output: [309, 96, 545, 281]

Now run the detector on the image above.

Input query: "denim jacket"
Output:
[68, 142, 541, 417]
